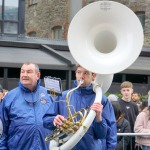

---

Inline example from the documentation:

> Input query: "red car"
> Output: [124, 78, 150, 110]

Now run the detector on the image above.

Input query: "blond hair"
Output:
[120, 81, 133, 89]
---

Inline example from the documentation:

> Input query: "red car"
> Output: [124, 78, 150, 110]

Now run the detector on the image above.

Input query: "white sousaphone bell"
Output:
[50, 1, 143, 149]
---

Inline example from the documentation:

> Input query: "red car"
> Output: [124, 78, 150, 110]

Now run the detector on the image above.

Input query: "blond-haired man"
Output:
[119, 81, 139, 150]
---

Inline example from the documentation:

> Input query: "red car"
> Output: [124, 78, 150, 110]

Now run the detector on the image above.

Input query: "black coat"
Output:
[115, 117, 131, 150]
[119, 99, 139, 133]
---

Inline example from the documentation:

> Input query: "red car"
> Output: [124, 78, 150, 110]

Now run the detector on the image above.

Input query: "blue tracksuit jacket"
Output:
[0, 80, 53, 150]
[43, 80, 117, 150]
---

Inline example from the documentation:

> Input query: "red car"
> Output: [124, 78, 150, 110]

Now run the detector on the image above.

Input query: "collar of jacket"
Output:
[18, 79, 41, 103]
[74, 80, 95, 95]
[19, 79, 41, 93]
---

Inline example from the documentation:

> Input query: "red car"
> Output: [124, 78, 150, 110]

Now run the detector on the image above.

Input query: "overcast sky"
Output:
[5, 0, 19, 6]
[4, 0, 18, 7]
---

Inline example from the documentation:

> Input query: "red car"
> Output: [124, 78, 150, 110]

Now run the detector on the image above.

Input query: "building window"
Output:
[136, 11, 145, 29]
[4, 0, 18, 34]
[126, 74, 148, 84]
[28, 31, 36, 37]
[8, 68, 20, 78]
[51, 26, 62, 40]
[29, 0, 38, 6]
[0, 0, 25, 35]
[129, 0, 137, 2]
[87, 0, 95, 4]
[40, 69, 66, 80]
[0, 0, 2, 18]
[0, 68, 4, 77]
[113, 74, 123, 83]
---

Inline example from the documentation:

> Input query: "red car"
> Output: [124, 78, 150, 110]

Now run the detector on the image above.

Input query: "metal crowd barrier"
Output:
[117, 133, 150, 150]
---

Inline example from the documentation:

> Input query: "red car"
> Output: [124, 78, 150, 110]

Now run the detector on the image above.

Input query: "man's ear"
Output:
[92, 73, 96, 80]
[37, 72, 41, 79]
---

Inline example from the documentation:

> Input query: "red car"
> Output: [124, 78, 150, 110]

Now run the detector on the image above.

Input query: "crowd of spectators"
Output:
[0, 72, 150, 150]
[108, 82, 150, 150]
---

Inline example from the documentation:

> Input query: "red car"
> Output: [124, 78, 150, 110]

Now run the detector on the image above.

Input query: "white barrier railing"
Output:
[117, 133, 150, 136]
[117, 133, 150, 150]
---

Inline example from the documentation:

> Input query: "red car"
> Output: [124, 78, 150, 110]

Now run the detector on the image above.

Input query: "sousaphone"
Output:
[48, 1, 143, 149]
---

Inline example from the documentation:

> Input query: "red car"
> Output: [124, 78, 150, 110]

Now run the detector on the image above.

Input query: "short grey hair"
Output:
[22, 62, 40, 73]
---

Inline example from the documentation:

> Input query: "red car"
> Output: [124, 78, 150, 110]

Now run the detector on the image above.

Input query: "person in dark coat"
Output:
[119, 81, 139, 149]
[111, 101, 131, 150]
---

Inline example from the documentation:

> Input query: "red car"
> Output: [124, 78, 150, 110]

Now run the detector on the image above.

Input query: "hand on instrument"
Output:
[90, 102, 103, 122]
[53, 115, 65, 127]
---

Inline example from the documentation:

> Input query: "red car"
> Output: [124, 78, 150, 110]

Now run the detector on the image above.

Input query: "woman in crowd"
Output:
[111, 101, 131, 150]
[134, 98, 150, 150]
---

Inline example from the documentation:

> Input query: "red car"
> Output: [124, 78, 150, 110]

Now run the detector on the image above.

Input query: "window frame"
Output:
[136, 11, 145, 29]
[28, 0, 38, 6]
[51, 26, 63, 40]
[0, 0, 25, 35]
[28, 31, 36, 37]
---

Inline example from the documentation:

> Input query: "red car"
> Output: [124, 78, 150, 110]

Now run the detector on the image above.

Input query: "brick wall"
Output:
[25, 0, 150, 45]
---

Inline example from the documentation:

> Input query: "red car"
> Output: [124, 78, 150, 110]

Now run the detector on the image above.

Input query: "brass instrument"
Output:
[45, 80, 88, 143]
[49, 88, 56, 97]
[47, 1, 144, 149]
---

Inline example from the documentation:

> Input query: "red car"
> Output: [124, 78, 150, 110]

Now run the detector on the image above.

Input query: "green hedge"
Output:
[105, 92, 149, 101]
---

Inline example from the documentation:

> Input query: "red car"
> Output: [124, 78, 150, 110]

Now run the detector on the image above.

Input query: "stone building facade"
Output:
[119, 0, 150, 46]
[25, 0, 150, 45]
[25, 0, 69, 39]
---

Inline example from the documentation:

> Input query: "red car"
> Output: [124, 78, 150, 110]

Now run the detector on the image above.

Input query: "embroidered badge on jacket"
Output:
[40, 93, 47, 104]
